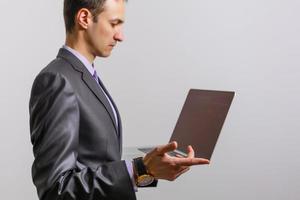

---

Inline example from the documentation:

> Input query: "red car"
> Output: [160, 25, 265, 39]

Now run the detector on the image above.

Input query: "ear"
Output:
[76, 8, 93, 30]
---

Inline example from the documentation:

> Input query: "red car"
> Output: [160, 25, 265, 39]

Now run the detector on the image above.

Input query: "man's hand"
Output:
[143, 141, 210, 181]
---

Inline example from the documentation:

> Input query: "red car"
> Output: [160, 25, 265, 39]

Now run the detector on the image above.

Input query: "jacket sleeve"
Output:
[29, 72, 136, 200]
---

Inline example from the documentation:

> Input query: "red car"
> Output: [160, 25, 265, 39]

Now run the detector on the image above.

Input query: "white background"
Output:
[0, 0, 299, 199]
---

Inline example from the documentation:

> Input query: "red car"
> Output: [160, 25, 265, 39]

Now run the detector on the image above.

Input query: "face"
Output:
[86, 0, 125, 57]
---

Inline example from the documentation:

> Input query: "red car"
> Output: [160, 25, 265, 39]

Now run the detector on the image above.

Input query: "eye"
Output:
[111, 23, 118, 28]
[110, 19, 124, 28]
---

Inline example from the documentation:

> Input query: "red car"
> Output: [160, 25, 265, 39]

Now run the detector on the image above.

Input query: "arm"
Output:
[29, 72, 135, 200]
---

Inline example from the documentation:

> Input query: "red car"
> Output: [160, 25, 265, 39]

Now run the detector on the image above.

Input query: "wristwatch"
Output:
[133, 157, 155, 187]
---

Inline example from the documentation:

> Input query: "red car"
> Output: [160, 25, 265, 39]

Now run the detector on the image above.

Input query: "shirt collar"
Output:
[62, 45, 95, 76]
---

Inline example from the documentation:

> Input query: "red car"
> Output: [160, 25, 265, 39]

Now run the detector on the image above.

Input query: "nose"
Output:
[114, 30, 124, 42]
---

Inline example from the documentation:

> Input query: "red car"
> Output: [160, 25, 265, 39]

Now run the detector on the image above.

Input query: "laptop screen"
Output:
[169, 89, 235, 160]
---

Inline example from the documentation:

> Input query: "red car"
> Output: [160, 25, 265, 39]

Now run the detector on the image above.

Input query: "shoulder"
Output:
[31, 54, 80, 90]
[30, 56, 78, 102]
[41, 56, 75, 76]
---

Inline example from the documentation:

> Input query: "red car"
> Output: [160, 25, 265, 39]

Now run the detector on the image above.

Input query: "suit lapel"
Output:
[57, 48, 119, 134]
[97, 77, 123, 153]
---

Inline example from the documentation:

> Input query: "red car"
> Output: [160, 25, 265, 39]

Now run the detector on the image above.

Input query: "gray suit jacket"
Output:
[29, 48, 136, 200]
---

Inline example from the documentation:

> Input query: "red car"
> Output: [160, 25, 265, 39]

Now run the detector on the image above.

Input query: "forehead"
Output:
[100, 0, 126, 20]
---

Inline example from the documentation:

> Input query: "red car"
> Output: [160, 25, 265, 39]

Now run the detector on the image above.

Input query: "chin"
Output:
[97, 50, 112, 58]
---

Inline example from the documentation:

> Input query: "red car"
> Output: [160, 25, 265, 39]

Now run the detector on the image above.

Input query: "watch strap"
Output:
[133, 157, 148, 176]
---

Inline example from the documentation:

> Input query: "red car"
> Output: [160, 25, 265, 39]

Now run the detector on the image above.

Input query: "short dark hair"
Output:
[63, 0, 112, 33]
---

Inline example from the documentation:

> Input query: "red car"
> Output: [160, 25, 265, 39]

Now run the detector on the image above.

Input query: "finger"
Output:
[155, 141, 177, 155]
[175, 153, 185, 158]
[187, 145, 195, 158]
[173, 157, 210, 166]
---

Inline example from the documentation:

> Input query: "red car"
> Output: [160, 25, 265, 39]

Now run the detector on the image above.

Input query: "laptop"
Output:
[127, 89, 235, 160]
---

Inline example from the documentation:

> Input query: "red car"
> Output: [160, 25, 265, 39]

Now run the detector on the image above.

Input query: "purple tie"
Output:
[93, 70, 99, 84]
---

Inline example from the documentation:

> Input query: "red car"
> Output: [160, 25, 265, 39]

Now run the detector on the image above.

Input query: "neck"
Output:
[65, 32, 95, 64]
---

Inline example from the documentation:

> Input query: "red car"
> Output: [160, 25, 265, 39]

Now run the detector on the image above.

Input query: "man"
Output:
[29, 0, 210, 199]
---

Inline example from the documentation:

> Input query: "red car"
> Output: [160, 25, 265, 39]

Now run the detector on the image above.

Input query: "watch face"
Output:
[137, 175, 155, 187]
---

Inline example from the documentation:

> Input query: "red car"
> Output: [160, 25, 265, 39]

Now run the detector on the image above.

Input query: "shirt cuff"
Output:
[125, 160, 138, 192]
